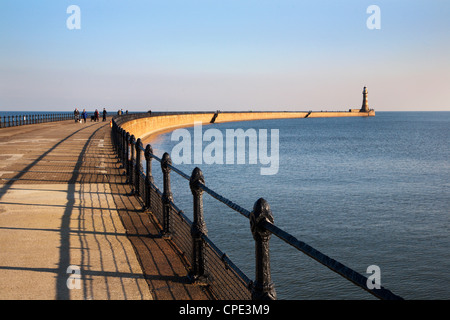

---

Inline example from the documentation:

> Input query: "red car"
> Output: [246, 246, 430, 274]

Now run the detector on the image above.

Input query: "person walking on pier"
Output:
[74, 108, 80, 123]
[81, 109, 87, 123]
[103, 108, 107, 121]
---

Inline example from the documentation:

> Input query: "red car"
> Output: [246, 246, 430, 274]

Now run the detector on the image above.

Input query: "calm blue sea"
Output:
[147, 112, 450, 300]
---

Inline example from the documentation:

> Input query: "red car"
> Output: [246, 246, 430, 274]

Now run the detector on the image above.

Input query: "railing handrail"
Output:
[111, 114, 404, 300]
[154, 155, 402, 300]
[0, 112, 75, 128]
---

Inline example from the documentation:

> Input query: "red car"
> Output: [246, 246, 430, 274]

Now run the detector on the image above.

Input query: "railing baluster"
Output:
[125, 132, 130, 179]
[189, 167, 208, 284]
[122, 130, 127, 167]
[129, 134, 135, 189]
[118, 128, 122, 161]
[250, 198, 276, 300]
[144, 144, 154, 211]
[135, 138, 142, 196]
[161, 152, 173, 236]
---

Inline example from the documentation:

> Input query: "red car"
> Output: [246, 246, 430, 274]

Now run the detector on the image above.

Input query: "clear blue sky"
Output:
[1, 0, 449, 111]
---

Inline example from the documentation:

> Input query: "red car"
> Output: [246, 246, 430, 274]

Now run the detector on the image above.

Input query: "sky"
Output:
[0, 0, 449, 112]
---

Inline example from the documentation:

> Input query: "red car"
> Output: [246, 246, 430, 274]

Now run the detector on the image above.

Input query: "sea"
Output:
[146, 111, 449, 300]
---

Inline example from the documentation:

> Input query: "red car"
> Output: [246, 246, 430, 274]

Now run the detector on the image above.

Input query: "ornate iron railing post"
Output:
[135, 138, 142, 195]
[161, 152, 173, 236]
[117, 125, 121, 155]
[144, 144, 154, 210]
[250, 198, 276, 300]
[122, 129, 127, 165]
[111, 122, 117, 152]
[189, 167, 208, 283]
[118, 126, 122, 157]
[112, 122, 118, 153]
[129, 135, 136, 189]
[114, 123, 118, 149]
[125, 132, 130, 177]
[120, 128, 125, 163]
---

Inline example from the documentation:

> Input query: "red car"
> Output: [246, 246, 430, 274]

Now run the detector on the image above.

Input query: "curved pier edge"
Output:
[117, 110, 375, 143]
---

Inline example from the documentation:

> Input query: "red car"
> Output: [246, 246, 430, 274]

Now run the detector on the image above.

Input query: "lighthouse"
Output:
[360, 86, 369, 112]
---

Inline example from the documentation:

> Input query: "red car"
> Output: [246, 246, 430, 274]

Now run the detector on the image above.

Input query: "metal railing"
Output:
[111, 113, 403, 300]
[0, 113, 74, 128]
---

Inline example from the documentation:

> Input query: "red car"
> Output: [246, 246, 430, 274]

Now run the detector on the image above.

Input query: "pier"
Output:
[0, 109, 402, 300]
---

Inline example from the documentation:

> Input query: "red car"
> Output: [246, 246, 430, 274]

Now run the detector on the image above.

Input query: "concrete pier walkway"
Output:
[0, 119, 212, 300]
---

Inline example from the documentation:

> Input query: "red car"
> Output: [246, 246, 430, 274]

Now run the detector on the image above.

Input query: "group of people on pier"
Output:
[74, 108, 108, 123]
[116, 109, 129, 116]
[73, 107, 131, 124]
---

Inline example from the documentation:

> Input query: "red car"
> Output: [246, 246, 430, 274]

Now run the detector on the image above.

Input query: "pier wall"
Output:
[120, 110, 374, 142]
[120, 113, 215, 141]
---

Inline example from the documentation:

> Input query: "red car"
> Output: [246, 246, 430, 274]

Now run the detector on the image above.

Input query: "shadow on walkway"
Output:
[0, 121, 213, 300]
